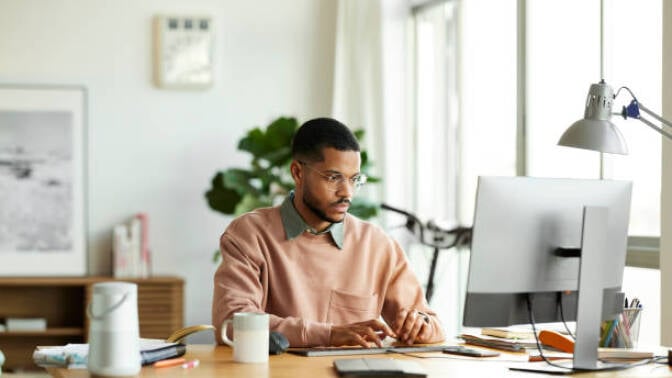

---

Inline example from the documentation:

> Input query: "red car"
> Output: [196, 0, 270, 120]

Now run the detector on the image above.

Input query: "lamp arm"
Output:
[635, 115, 672, 140]
[638, 102, 672, 129]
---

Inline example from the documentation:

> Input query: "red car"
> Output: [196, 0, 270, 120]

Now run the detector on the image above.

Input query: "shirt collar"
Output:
[280, 191, 344, 249]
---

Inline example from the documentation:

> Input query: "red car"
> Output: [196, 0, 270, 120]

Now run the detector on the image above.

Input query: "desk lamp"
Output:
[558, 79, 672, 153]
[546, 79, 668, 372]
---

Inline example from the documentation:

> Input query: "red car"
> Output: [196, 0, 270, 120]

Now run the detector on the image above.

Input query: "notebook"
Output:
[333, 358, 427, 377]
[288, 345, 447, 357]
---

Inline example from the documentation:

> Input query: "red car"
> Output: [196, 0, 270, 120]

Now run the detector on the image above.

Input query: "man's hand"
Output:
[394, 308, 432, 345]
[329, 319, 397, 348]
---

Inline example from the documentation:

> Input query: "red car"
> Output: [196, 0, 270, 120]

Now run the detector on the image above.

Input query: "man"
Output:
[213, 117, 445, 347]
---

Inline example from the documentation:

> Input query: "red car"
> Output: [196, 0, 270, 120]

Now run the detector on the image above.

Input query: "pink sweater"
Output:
[212, 205, 444, 347]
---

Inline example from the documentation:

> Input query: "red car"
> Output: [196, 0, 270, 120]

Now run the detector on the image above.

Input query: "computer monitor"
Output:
[463, 176, 632, 372]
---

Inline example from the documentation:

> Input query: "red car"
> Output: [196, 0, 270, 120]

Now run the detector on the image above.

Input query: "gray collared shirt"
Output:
[279, 192, 344, 249]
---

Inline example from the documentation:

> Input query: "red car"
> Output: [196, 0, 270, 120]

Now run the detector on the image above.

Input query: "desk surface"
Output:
[46, 345, 672, 377]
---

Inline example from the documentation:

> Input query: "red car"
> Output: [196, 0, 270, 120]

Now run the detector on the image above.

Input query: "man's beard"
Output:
[302, 189, 349, 224]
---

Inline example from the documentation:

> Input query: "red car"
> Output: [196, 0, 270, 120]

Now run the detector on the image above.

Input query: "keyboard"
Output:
[288, 345, 448, 357]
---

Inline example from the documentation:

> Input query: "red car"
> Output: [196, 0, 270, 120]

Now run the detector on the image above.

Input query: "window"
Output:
[526, 1, 662, 240]
[407, 0, 662, 343]
[602, 0, 662, 238]
[410, 1, 464, 336]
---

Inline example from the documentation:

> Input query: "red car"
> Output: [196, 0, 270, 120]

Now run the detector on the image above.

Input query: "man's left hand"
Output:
[393, 308, 432, 345]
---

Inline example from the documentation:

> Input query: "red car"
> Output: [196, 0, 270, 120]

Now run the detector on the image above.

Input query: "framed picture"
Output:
[0, 85, 87, 276]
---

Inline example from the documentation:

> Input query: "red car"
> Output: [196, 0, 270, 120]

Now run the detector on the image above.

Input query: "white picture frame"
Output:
[0, 85, 87, 276]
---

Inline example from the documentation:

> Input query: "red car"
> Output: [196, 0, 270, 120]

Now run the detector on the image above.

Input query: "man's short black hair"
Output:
[291, 117, 360, 162]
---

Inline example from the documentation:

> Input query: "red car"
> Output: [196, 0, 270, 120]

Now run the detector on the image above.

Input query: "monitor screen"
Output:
[463, 176, 632, 327]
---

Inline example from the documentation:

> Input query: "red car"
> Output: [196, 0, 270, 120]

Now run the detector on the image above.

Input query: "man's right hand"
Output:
[329, 319, 397, 348]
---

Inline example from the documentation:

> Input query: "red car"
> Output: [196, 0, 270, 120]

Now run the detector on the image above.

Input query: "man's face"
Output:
[293, 147, 361, 230]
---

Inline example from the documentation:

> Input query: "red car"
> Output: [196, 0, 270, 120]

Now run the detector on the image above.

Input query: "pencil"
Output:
[603, 319, 618, 347]
[153, 357, 186, 368]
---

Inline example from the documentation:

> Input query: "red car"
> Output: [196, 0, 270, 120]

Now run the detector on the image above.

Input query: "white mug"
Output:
[221, 312, 269, 363]
[87, 282, 141, 376]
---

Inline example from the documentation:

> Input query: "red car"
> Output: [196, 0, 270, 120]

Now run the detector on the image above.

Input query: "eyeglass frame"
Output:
[297, 160, 368, 191]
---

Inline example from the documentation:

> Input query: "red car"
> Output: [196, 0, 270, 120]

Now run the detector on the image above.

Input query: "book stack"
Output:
[463, 326, 655, 362]
[460, 333, 533, 352]
[33, 339, 186, 369]
[113, 213, 151, 278]
[460, 325, 571, 352]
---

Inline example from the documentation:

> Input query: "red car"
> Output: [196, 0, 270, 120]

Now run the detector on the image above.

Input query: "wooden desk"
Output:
[46, 345, 672, 377]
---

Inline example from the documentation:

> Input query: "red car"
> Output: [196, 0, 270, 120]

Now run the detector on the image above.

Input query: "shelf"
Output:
[0, 327, 84, 337]
[0, 276, 183, 372]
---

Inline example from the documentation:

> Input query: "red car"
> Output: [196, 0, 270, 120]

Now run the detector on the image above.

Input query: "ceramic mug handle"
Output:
[221, 319, 234, 347]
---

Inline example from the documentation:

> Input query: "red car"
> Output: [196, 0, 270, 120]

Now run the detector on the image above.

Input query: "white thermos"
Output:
[87, 282, 141, 376]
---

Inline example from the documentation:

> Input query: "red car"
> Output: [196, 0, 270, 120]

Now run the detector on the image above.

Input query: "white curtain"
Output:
[331, 0, 385, 206]
[331, 0, 413, 211]
[331, 0, 383, 145]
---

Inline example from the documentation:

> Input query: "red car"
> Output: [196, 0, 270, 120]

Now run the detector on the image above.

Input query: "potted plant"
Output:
[205, 116, 380, 261]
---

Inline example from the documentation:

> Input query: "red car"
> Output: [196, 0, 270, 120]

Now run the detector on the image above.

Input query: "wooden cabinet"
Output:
[0, 276, 183, 371]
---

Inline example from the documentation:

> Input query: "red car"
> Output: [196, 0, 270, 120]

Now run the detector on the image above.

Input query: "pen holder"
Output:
[599, 308, 642, 349]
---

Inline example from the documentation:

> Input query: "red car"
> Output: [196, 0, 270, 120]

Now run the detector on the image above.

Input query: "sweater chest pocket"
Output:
[327, 289, 379, 324]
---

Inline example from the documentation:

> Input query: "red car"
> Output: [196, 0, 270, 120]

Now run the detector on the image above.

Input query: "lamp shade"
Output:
[558, 81, 628, 155]
[558, 118, 628, 154]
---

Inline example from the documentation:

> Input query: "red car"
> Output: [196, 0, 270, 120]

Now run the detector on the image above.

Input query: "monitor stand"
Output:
[510, 206, 630, 374]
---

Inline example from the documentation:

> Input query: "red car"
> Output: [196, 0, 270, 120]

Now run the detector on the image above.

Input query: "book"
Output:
[460, 333, 533, 352]
[597, 348, 654, 360]
[113, 213, 151, 279]
[140, 342, 187, 365]
[6, 317, 47, 331]
[528, 350, 573, 361]
[333, 358, 426, 378]
[481, 327, 536, 339]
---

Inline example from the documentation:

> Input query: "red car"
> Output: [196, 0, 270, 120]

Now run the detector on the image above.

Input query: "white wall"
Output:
[0, 0, 337, 342]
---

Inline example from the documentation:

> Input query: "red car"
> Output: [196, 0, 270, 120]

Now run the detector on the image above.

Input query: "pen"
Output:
[153, 357, 186, 368]
[182, 359, 200, 369]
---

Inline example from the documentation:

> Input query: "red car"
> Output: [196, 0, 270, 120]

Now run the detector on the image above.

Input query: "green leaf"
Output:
[238, 128, 268, 157]
[265, 117, 299, 150]
[223, 169, 260, 196]
[365, 176, 381, 184]
[238, 118, 299, 162]
[260, 145, 293, 167]
[209, 171, 225, 188]
[234, 193, 271, 215]
[205, 185, 242, 215]
[348, 197, 379, 219]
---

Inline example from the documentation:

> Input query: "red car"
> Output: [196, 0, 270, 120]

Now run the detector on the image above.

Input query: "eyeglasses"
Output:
[298, 161, 367, 191]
